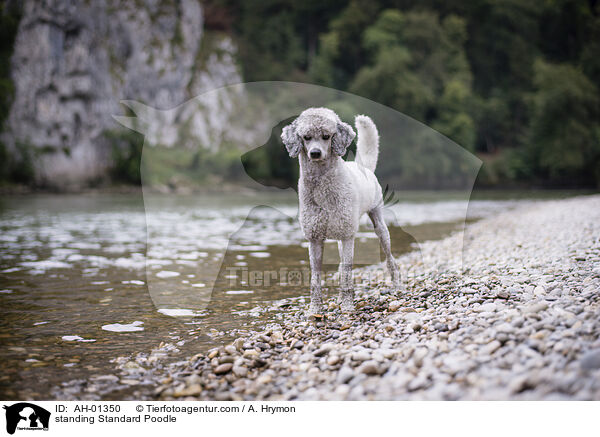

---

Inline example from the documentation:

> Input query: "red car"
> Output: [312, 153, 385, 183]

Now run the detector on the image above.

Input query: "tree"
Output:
[309, 0, 381, 89]
[432, 80, 476, 151]
[527, 60, 600, 186]
[349, 9, 476, 149]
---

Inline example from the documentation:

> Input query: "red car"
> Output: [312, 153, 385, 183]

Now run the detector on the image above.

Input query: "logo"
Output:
[3, 403, 50, 435]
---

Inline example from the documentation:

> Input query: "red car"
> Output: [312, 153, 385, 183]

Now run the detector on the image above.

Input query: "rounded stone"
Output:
[580, 349, 600, 370]
[214, 363, 233, 375]
[359, 360, 381, 375]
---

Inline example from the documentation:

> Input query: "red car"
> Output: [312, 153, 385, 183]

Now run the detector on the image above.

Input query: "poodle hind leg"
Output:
[368, 207, 401, 288]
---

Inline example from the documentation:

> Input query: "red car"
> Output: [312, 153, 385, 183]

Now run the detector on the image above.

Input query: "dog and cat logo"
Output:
[2, 403, 50, 434]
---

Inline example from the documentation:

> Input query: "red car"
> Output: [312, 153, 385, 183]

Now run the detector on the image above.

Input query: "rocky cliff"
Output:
[2, 0, 242, 188]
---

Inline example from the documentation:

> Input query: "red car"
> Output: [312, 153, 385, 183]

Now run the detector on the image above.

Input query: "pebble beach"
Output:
[58, 194, 600, 400]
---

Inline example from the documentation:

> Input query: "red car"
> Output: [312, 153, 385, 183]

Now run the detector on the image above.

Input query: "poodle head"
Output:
[281, 107, 355, 161]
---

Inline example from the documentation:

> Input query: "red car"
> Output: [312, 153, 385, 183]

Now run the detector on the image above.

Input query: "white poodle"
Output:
[281, 107, 400, 315]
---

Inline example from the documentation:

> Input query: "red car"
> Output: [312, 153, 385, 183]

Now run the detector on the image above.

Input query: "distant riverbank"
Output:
[2, 179, 597, 198]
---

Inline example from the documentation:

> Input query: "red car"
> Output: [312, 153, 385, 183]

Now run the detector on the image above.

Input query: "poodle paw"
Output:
[392, 278, 403, 292]
[340, 300, 355, 313]
[390, 271, 402, 291]
[308, 301, 324, 317]
[340, 291, 355, 313]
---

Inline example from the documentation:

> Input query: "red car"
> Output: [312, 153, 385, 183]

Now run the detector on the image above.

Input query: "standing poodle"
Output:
[281, 107, 400, 315]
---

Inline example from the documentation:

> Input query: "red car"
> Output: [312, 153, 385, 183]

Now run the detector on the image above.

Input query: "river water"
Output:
[0, 191, 565, 399]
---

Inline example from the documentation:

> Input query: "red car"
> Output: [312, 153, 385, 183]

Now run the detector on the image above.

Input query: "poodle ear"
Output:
[332, 121, 356, 156]
[281, 120, 302, 158]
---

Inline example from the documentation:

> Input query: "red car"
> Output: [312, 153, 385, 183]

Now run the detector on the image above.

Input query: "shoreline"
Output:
[1, 181, 597, 198]
[59, 194, 600, 400]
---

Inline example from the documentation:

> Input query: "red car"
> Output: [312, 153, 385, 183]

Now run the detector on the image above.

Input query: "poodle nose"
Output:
[309, 149, 321, 159]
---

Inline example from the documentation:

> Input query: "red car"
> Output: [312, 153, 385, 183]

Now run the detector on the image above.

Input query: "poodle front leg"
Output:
[338, 238, 355, 312]
[308, 239, 324, 315]
[368, 207, 401, 288]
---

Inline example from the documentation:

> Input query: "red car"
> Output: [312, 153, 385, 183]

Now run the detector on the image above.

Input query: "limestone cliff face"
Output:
[4, 0, 242, 187]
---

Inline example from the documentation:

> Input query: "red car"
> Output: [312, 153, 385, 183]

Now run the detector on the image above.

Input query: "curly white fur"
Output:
[281, 107, 400, 315]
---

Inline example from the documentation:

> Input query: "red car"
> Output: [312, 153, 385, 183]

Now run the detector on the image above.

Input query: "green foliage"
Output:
[0, 2, 29, 186]
[217, 0, 350, 82]
[432, 80, 476, 151]
[579, 16, 600, 86]
[466, 0, 539, 94]
[526, 60, 600, 186]
[104, 130, 144, 185]
[11, 141, 35, 184]
[223, 0, 600, 188]
[310, 0, 381, 88]
[140, 140, 244, 188]
[0, 140, 6, 180]
[0, 140, 35, 185]
[476, 149, 529, 187]
[0, 2, 20, 130]
[349, 10, 475, 150]
[351, 46, 432, 117]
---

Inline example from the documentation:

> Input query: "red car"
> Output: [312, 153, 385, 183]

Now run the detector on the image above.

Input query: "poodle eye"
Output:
[303, 135, 311, 141]
[322, 134, 330, 140]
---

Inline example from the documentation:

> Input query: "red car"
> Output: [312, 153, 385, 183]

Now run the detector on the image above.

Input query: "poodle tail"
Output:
[354, 115, 379, 172]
